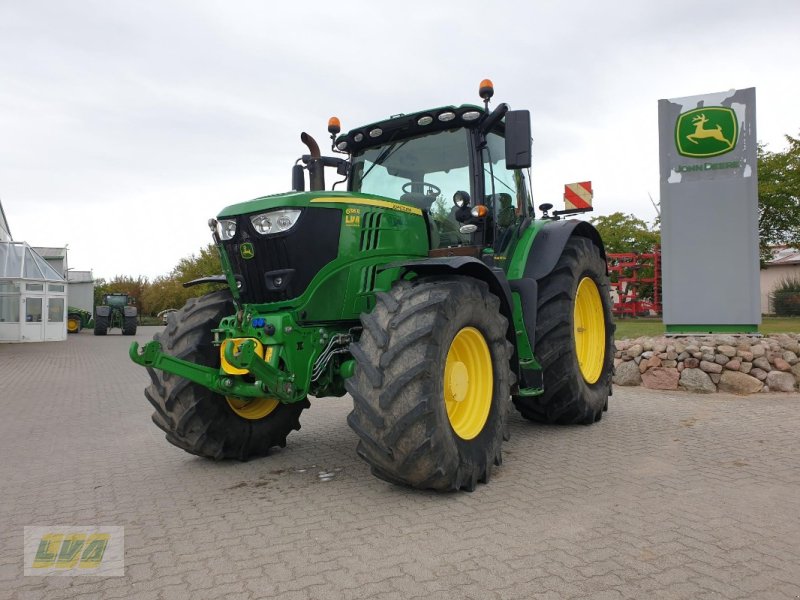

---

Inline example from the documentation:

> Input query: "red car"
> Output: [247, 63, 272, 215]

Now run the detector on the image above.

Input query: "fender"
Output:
[509, 219, 606, 385]
[95, 306, 111, 317]
[523, 219, 606, 281]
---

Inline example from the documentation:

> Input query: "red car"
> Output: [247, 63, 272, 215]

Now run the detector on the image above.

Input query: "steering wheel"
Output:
[402, 181, 441, 197]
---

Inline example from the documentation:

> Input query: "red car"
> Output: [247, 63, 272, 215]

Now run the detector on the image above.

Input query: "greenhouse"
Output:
[0, 241, 67, 343]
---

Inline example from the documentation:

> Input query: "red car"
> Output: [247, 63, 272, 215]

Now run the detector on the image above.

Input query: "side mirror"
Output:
[292, 164, 305, 192]
[505, 110, 531, 169]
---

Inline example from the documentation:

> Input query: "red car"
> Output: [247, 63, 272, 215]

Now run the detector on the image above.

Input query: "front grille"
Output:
[222, 207, 340, 303]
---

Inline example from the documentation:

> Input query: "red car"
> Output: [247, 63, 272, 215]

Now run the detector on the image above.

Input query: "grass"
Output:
[614, 316, 800, 339]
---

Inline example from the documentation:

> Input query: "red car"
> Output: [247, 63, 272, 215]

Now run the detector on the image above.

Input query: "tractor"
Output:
[67, 307, 93, 333]
[95, 293, 137, 336]
[130, 80, 614, 491]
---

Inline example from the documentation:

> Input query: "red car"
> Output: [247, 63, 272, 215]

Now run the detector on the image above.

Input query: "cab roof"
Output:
[336, 104, 489, 154]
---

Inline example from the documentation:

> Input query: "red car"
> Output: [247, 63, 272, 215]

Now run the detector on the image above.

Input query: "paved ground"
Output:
[1, 327, 799, 599]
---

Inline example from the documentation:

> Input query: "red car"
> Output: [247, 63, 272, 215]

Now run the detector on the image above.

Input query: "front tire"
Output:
[513, 236, 615, 424]
[144, 290, 308, 460]
[93, 315, 108, 335]
[346, 277, 513, 491]
[122, 315, 137, 336]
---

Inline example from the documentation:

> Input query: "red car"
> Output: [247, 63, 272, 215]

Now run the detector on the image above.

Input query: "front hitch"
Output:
[129, 340, 299, 403]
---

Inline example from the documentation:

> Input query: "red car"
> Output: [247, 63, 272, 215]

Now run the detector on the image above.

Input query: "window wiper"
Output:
[360, 137, 408, 182]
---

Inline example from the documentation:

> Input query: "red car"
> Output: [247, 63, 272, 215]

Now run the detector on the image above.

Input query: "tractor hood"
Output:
[217, 191, 422, 219]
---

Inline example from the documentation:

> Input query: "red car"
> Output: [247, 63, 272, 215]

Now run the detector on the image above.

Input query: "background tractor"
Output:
[130, 80, 615, 491]
[95, 292, 137, 336]
[67, 307, 93, 333]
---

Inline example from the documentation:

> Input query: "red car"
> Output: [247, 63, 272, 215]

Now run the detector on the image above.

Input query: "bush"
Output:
[771, 277, 800, 315]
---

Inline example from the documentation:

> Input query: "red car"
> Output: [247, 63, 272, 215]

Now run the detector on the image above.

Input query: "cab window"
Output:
[483, 132, 530, 250]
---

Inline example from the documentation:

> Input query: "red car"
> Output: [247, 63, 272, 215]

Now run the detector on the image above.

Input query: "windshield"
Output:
[350, 129, 471, 248]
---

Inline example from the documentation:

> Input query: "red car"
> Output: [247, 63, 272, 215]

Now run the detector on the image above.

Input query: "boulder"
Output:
[679, 368, 716, 393]
[717, 344, 737, 358]
[626, 343, 643, 358]
[753, 356, 772, 371]
[765, 371, 796, 392]
[791, 363, 800, 379]
[751, 344, 766, 357]
[783, 351, 799, 365]
[740, 362, 752, 374]
[773, 357, 792, 372]
[662, 360, 678, 368]
[684, 357, 700, 369]
[613, 360, 641, 386]
[736, 350, 754, 362]
[641, 367, 680, 390]
[718, 371, 763, 395]
[724, 359, 741, 371]
[714, 354, 729, 365]
[699, 360, 723, 374]
[710, 373, 721, 384]
[750, 367, 768, 381]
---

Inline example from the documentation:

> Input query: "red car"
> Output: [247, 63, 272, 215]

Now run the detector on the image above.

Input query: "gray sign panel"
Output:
[658, 88, 760, 332]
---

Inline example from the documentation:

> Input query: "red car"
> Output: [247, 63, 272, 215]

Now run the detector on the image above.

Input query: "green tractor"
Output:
[130, 81, 614, 491]
[67, 307, 93, 333]
[95, 293, 138, 336]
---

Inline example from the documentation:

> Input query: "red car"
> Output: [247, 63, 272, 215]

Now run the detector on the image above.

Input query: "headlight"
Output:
[217, 219, 237, 241]
[250, 209, 301, 235]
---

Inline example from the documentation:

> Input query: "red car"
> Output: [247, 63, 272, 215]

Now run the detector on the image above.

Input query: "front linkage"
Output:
[130, 308, 355, 405]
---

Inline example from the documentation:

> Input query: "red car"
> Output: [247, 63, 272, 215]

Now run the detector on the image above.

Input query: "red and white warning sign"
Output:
[564, 181, 593, 210]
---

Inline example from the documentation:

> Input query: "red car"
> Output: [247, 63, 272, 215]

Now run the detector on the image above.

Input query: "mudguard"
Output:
[124, 306, 138, 317]
[511, 219, 606, 352]
[95, 306, 111, 317]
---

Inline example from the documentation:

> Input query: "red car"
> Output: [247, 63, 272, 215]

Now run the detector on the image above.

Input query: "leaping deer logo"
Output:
[686, 113, 734, 150]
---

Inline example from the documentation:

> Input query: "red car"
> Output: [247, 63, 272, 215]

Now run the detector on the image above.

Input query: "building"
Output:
[760, 246, 800, 314]
[0, 241, 68, 342]
[32, 246, 95, 313]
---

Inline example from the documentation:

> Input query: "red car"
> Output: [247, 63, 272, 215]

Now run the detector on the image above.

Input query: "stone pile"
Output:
[613, 334, 800, 394]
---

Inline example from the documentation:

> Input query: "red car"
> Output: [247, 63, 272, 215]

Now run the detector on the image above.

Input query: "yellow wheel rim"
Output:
[443, 327, 493, 440]
[226, 397, 280, 420]
[574, 277, 606, 384]
[67, 317, 81, 332]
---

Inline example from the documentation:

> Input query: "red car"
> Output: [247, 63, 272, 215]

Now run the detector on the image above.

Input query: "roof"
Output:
[766, 246, 800, 266]
[0, 198, 10, 241]
[67, 270, 94, 283]
[31, 246, 67, 259]
[0, 241, 65, 282]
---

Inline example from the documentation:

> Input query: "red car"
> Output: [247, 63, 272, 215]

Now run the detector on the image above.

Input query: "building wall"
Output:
[68, 281, 94, 313]
[760, 264, 800, 314]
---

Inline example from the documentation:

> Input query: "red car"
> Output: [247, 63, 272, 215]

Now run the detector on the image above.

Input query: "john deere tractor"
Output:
[130, 81, 614, 491]
[95, 293, 137, 336]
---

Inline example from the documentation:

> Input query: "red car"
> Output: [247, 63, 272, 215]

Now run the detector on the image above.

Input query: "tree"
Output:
[141, 244, 224, 315]
[758, 133, 800, 264]
[589, 212, 659, 254]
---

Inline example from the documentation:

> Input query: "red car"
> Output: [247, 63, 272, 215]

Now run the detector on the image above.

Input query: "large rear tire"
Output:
[144, 290, 308, 460]
[93, 315, 108, 336]
[346, 277, 513, 491]
[513, 236, 614, 424]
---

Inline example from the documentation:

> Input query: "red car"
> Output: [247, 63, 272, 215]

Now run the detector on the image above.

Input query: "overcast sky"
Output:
[2, 0, 799, 280]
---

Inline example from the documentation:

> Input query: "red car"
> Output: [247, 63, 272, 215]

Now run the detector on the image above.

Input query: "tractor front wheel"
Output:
[122, 315, 137, 336]
[346, 278, 513, 491]
[513, 236, 615, 424]
[144, 290, 307, 460]
[93, 315, 108, 336]
[67, 314, 82, 333]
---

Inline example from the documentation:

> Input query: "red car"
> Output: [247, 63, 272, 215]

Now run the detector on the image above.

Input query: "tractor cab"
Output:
[297, 80, 533, 259]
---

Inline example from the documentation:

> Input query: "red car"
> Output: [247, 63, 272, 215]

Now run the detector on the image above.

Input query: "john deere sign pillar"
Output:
[657, 88, 760, 333]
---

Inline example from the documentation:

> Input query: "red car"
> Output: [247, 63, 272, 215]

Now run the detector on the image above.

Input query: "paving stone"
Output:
[1, 328, 799, 600]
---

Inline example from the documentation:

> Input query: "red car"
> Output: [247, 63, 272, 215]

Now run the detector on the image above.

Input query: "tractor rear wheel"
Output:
[346, 277, 513, 491]
[144, 290, 308, 460]
[513, 236, 614, 424]
[122, 315, 137, 336]
[67, 314, 82, 333]
[94, 315, 108, 336]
